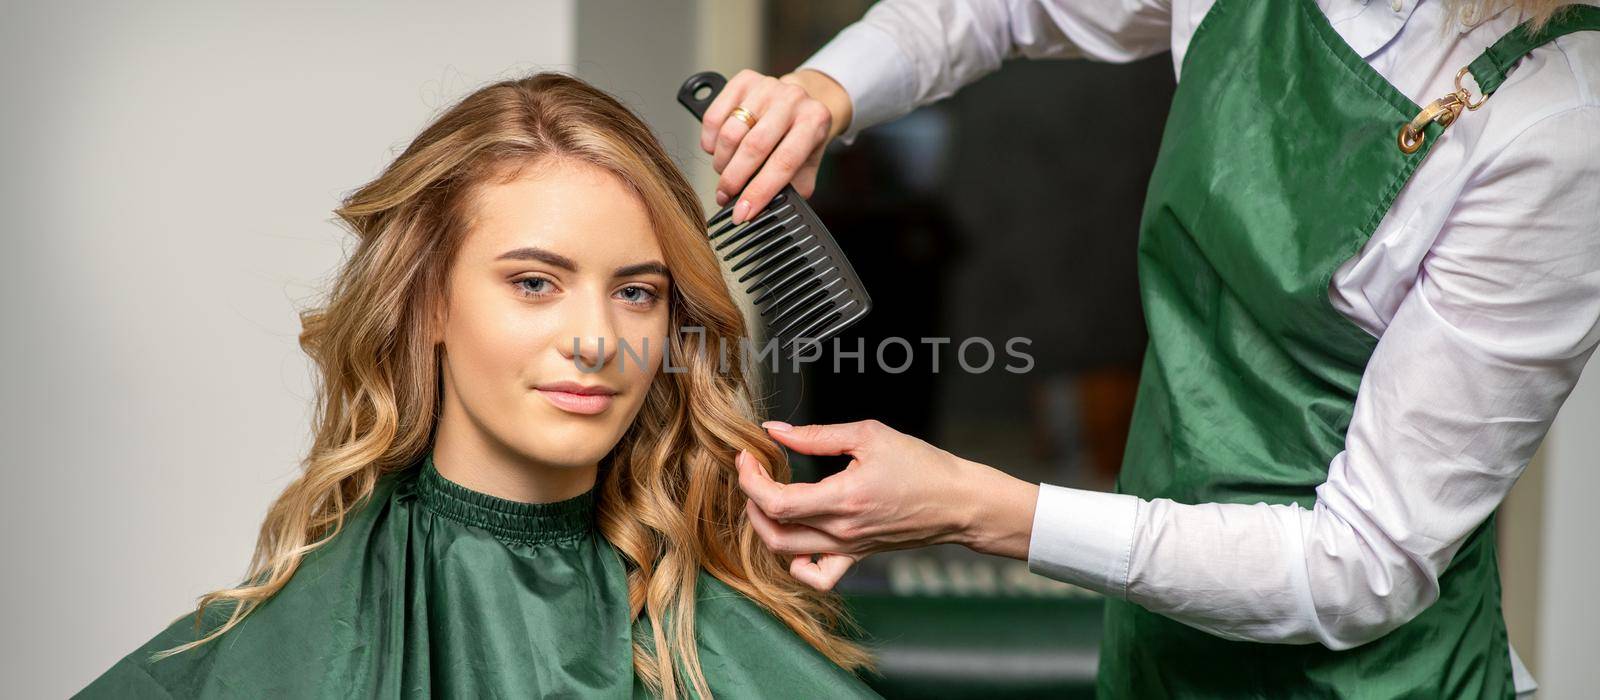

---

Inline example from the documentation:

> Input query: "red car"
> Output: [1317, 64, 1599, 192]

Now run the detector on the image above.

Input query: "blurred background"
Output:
[3, 1, 1594, 697]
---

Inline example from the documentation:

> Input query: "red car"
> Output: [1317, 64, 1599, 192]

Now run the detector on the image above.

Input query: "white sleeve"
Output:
[1028, 106, 1600, 649]
[799, 0, 1175, 142]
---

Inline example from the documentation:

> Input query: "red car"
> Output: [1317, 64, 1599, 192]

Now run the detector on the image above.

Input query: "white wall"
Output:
[1537, 371, 1600, 696]
[0, 2, 575, 696]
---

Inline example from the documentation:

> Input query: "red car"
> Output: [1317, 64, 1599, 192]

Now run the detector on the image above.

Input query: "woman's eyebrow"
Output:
[494, 248, 666, 279]
[614, 261, 669, 278]
[495, 246, 577, 270]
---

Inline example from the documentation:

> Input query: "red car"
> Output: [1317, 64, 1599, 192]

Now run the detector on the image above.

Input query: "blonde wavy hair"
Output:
[152, 72, 872, 698]
[1444, 0, 1574, 31]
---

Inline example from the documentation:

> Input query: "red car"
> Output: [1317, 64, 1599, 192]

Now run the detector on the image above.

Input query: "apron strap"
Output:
[1468, 4, 1600, 95]
[1400, 4, 1600, 153]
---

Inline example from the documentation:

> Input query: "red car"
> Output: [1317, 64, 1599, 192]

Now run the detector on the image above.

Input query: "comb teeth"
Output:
[701, 187, 869, 354]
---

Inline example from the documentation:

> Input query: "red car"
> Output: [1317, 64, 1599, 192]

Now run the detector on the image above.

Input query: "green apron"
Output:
[76, 454, 879, 698]
[1102, 1, 1600, 697]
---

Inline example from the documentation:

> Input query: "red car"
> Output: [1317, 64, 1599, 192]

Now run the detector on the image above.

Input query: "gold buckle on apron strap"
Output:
[1398, 67, 1489, 154]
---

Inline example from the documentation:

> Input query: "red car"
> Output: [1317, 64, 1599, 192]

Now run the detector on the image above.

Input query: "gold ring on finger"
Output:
[730, 106, 758, 128]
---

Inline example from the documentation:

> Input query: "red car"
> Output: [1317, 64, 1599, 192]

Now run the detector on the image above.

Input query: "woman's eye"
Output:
[615, 285, 659, 307]
[514, 277, 555, 298]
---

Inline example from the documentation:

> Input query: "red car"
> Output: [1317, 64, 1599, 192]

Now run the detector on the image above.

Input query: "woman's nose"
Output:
[556, 295, 619, 370]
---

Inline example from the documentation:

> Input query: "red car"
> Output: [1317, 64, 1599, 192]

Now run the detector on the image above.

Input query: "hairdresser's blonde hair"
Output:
[154, 72, 872, 698]
[1444, 0, 1573, 31]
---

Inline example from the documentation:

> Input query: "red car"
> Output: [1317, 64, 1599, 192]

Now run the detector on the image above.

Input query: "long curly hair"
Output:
[152, 72, 872, 698]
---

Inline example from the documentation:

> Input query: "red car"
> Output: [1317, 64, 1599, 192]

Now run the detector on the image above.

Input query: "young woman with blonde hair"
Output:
[77, 72, 877, 699]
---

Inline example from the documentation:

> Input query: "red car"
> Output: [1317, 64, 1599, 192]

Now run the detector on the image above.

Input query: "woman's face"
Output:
[437, 158, 671, 478]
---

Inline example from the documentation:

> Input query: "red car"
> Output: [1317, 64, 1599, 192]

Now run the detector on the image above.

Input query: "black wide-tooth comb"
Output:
[676, 71, 871, 355]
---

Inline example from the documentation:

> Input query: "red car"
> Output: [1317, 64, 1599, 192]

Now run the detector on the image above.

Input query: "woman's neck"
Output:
[429, 425, 598, 504]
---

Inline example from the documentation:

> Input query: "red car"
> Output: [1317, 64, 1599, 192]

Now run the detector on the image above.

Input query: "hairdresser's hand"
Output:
[700, 69, 853, 223]
[736, 419, 1040, 591]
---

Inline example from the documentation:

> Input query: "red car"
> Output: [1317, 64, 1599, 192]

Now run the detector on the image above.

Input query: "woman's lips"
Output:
[534, 382, 617, 415]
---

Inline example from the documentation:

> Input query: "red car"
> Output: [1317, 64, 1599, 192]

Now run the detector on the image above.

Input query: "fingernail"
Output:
[762, 421, 794, 433]
[734, 199, 751, 222]
[715, 190, 729, 206]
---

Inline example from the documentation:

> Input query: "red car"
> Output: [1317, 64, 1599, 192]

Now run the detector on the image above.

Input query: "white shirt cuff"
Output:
[798, 20, 918, 145]
[1027, 483, 1140, 597]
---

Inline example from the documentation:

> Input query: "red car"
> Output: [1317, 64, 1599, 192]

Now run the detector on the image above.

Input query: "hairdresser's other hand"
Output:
[700, 69, 852, 223]
[736, 420, 1040, 591]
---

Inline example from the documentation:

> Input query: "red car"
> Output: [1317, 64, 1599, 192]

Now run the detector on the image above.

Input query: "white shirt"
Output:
[802, 1, 1600, 695]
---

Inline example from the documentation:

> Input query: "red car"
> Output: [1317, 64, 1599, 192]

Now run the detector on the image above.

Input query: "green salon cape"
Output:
[76, 454, 880, 699]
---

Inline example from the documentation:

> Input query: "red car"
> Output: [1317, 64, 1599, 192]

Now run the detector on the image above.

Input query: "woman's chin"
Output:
[515, 417, 625, 470]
